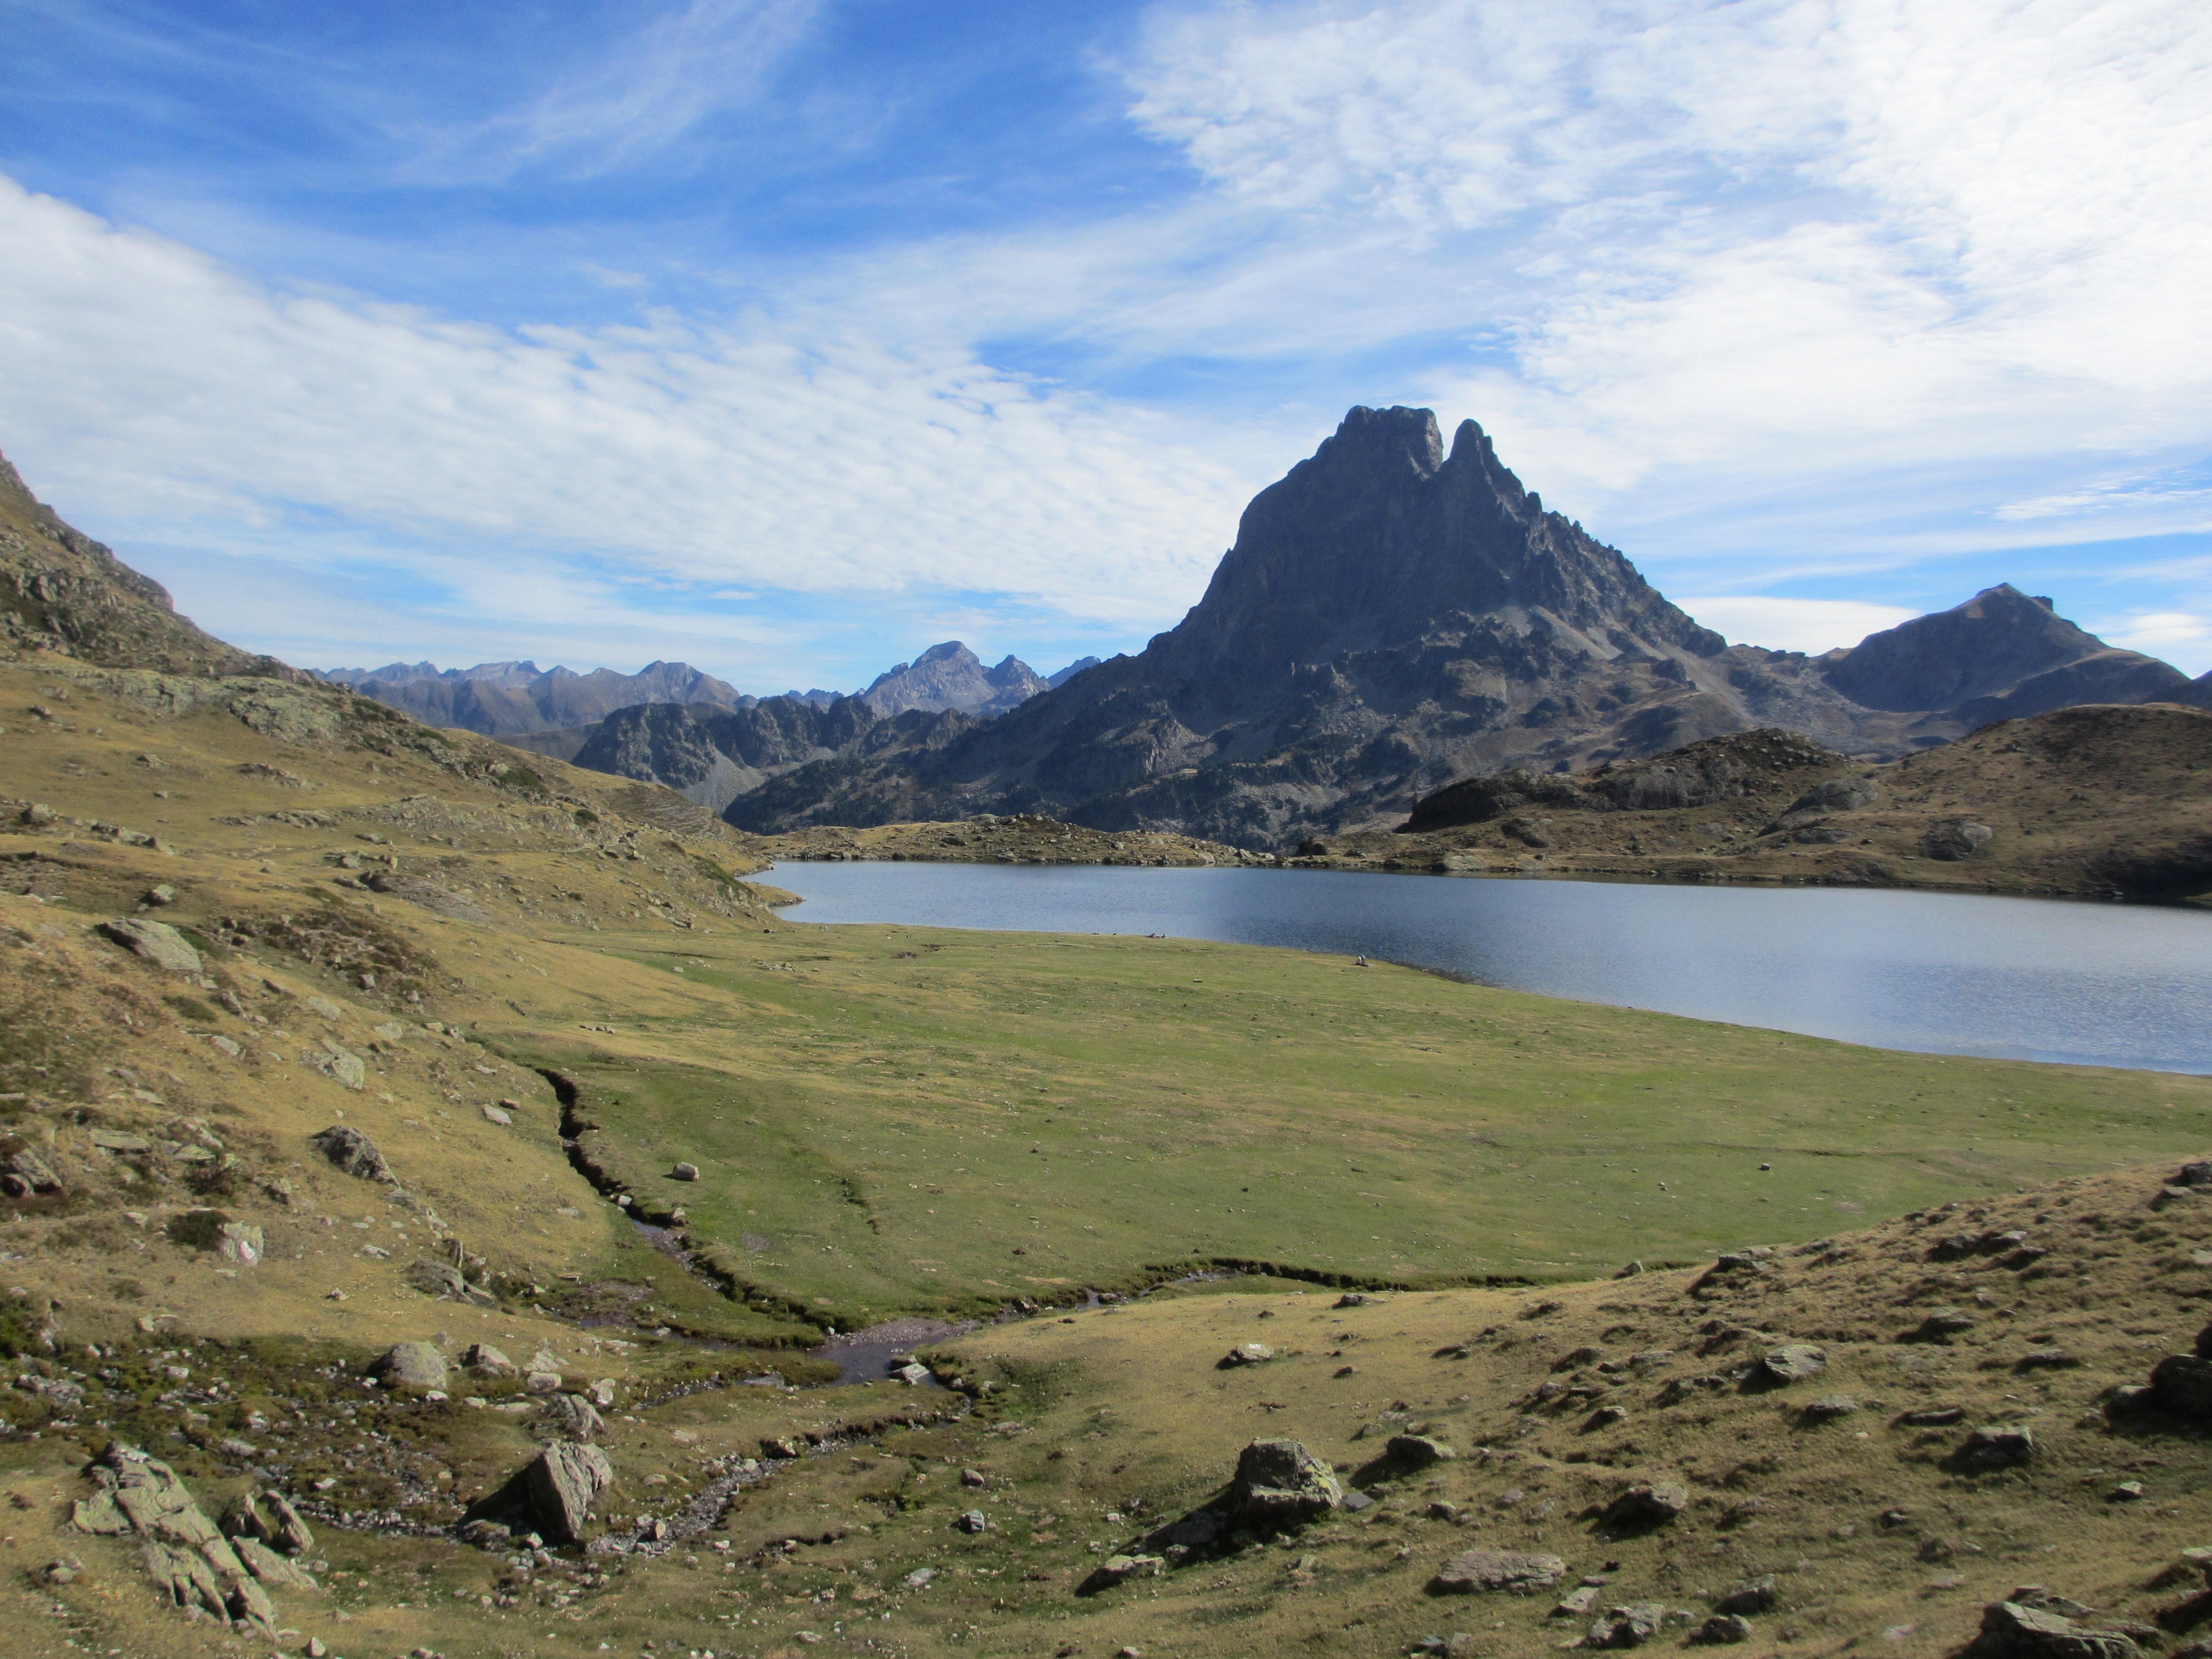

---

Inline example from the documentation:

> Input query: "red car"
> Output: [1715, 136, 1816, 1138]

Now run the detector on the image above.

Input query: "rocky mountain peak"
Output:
[1168, 405, 1719, 682]
[1822, 582, 2165, 714]
[862, 641, 1046, 716]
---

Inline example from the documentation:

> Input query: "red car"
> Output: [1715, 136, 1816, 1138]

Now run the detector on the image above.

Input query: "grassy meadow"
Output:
[508, 916, 2212, 1326]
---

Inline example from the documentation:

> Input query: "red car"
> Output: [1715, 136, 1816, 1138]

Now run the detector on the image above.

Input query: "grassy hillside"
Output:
[4, 643, 2212, 1658]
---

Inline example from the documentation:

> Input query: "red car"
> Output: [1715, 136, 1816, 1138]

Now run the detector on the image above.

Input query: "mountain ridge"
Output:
[713, 406, 2194, 846]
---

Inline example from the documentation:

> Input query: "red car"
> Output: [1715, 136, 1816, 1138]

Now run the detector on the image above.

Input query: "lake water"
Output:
[764, 862, 2212, 1075]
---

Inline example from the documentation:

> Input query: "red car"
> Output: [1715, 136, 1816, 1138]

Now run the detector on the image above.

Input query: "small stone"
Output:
[481, 1105, 512, 1126]
[1553, 1584, 1602, 1616]
[1898, 1405, 1966, 1426]
[1802, 1395, 1859, 1421]
[2111, 1481, 2146, 1502]
[961, 1469, 988, 1488]
[956, 1510, 988, 1533]
[1219, 1343, 1276, 1368]
[671, 1162, 700, 1181]
[1913, 1307, 1977, 1342]
[525, 1370, 564, 1394]
[144, 885, 177, 906]
[543, 1394, 605, 1439]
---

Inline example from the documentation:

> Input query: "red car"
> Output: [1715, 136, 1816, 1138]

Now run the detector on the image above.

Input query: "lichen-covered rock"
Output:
[1585, 1602, 1667, 1648]
[1383, 1433, 1455, 1468]
[232, 1535, 318, 1590]
[1968, 1598, 2142, 1657]
[1754, 1344, 1827, 1385]
[98, 917, 202, 972]
[1957, 1426, 2037, 1470]
[462, 1342, 518, 1376]
[222, 1488, 314, 1558]
[1218, 1342, 1276, 1368]
[1230, 1439, 1343, 1523]
[307, 1124, 393, 1182]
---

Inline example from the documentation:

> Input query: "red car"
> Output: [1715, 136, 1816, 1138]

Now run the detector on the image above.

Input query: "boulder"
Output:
[1384, 1434, 1456, 1468]
[1714, 1577, 1778, 1615]
[0, 1137, 61, 1197]
[520, 1442, 615, 1545]
[671, 1162, 700, 1181]
[1923, 820, 1995, 861]
[307, 1125, 393, 1183]
[98, 917, 202, 973]
[1230, 1439, 1343, 1523]
[1957, 1425, 2037, 1470]
[1430, 1548, 1567, 1594]
[1603, 1482, 1689, 1531]
[2151, 1354, 2212, 1415]
[406, 1258, 495, 1307]
[956, 1509, 988, 1534]
[1802, 1395, 1859, 1421]
[1753, 1344, 1827, 1385]
[1219, 1343, 1276, 1368]
[1585, 1603, 1667, 1648]
[1969, 1598, 2142, 1657]
[369, 1342, 448, 1392]
[481, 1104, 513, 1126]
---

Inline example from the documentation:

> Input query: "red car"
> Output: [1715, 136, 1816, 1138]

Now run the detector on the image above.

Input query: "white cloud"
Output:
[1674, 595, 1918, 654]
[1128, 0, 2212, 544]
[0, 173, 1253, 643]
[2100, 610, 2211, 658]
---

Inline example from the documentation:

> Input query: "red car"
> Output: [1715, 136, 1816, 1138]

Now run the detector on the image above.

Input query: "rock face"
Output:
[861, 642, 1048, 717]
[0, 449, 295, 679]
[1230, 1439, 1344, 1522]
[715, 409, 2192, 848]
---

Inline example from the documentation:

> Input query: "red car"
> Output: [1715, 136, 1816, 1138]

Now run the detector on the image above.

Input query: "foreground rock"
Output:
[70, 1444, 305, 1630]
[1231, 1439, 1343, 1523]
[1965, 1593, 2145, 1657]
[468, 1441, 615, 1546]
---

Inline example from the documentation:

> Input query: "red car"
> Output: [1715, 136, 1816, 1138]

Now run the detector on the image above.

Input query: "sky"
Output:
[1, 0, 2208, 691]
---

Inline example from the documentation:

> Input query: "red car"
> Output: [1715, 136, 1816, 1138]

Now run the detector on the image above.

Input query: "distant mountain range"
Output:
[697, 406, 2207, 846]
[320, 642, 1104, 754]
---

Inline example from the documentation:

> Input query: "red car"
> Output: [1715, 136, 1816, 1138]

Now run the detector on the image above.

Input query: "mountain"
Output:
[859, 641, 1048, 716]
[568, 694, 973, 813]
[719, 406, 2195, 847]
[0, 448, 295, 680]
[1048, 655, 1102, 688]
[324, 658, 748, 737]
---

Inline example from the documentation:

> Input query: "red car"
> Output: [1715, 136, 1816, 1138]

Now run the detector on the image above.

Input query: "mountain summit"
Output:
[722, 406, 2194, 844]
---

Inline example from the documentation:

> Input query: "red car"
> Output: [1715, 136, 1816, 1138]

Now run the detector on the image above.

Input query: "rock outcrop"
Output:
[0, 449, 296, 680]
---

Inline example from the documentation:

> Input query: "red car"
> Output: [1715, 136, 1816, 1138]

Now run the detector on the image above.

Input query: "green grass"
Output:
[509, 922, 2212, 1327]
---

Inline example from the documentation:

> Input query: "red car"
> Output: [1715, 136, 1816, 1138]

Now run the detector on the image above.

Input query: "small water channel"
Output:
[766, 862, 2212, 1074]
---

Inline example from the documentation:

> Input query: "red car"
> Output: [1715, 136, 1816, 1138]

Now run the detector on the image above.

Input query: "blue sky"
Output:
[2, 0, 2208, 690]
